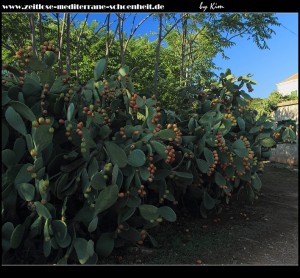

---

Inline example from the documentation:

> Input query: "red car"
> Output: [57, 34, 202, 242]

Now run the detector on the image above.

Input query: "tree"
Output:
[1, 12, 280, 111]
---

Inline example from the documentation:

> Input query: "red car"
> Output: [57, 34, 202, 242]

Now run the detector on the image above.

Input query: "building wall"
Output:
[277, 79, 298, 96]
[270, 102, 298, 166]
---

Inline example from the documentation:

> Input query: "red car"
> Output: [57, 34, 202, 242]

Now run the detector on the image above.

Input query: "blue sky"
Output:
[213, 13, 298, 99]
[75, 13, 298, 99]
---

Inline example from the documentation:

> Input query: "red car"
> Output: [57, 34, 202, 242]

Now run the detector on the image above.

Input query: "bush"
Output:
[1, 46, 296, 264]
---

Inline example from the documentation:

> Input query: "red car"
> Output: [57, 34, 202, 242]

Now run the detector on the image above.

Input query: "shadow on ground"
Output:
[99, 162, 298, 265]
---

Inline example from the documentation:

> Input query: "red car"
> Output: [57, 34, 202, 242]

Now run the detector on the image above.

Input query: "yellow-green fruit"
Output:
[30, 149, 37, 157]
[43, 180, 50, 187]
[38, 117, 44, 124]
[32, 121, 39, 127]
[27, 166, 34, 172]
[49, 127, 54, 133]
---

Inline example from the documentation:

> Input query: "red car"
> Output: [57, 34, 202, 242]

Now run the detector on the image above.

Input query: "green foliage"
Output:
[2, 52, 295, 265]
[249, 90, 298, 117]
[1, 13, 280, 112]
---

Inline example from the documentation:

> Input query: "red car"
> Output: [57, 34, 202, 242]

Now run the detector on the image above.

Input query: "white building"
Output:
[276, 73, 298, 96]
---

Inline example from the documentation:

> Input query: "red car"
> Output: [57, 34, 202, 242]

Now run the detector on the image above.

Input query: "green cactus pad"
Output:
[44, 51, 57, 67]
[74, 238, 91, 264]
[94, 59, 106, 81]
[2, 149, 16, 168]
[22, 76, 41, 97]
[150, 140, 167, 158]
[35, 201, 52, 219]
[28, 56, 45, 71]
[16, 183, 35, 201]
[203, 191, 216, 210]
[139, 204, 159, 221]
[32, 124, 53, 152]
[203, 147, 214, 165]
[88, 217, 98, 233]
[127, 149, 146, 167]
[2, 123, 9, 150]
[5, 106, 28, 136]
[2, 222, 14, 252]
[10, 101, 36, 122]
[196, 159, 210, 173]
[260, 137, 276, 148]
[91, 172, 107, 190]
[96, 233, 114, 257]
[154, 129, 176, 140]
[158, 206, 177, 222]
[214, 171, 226, 187]
[104, 141, 127, 168]
[95, 184, 119, 214]
[10, 224, 25, 249]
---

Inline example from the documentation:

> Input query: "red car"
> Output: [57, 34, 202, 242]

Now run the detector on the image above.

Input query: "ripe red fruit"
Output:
[77, 122, 84, 129]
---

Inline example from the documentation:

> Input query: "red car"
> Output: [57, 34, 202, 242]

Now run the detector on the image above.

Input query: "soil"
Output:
[99, 162, 298, 265]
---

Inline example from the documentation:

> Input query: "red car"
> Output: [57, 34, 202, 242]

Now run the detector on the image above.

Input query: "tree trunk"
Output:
[153, 14, 163, 96]
[117, 13, 125, 67]
[75, 14, 89, 84]
[104, 14, 111, 78]
[38, 13, 44, 53]
[180, 15, 187, 86]
[28, 14, 38, 58]
[58, 13, 66, 74]
[66, 14, 71, 73]
[187, 43, 192, 86]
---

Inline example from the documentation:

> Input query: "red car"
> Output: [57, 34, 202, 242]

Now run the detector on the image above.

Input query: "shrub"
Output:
[1, 47, 296, 264]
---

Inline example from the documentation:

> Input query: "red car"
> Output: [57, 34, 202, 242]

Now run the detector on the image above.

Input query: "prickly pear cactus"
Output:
[1, 48, 296, 264]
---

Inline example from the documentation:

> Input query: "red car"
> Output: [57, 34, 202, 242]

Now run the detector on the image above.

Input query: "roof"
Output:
[277, 73, 298, 84]
[276, 99, 298, 107]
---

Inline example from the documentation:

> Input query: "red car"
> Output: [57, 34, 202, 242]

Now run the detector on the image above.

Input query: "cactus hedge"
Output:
[1, 44, 296, 264]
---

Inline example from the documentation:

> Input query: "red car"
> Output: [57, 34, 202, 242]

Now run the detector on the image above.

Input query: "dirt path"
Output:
[240, 163, 298, 265]
[99, 162, 298, 265]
